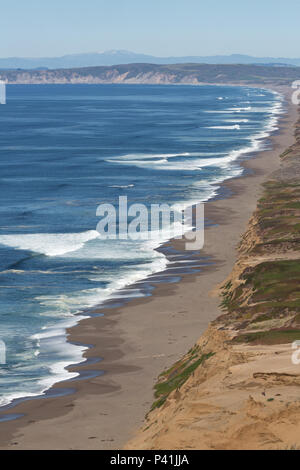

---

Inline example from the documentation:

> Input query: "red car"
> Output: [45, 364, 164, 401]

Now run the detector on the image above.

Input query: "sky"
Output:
[0, 0, 299, 58]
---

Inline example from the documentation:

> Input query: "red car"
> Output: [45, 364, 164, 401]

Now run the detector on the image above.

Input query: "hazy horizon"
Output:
[1, 50, 300, 60]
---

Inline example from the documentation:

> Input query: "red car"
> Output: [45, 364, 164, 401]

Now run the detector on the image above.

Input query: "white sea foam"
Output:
[229, 106, 252, 112]
[0, 391, 44, 408]
[0, 230, 100, 257]
[224, 119, 249, 123]
[105, 92, 282, 173]
[0, 319, 88, 408]
[109, 184, 135, 189]
[207, 124, 240, 130]
[106, 152, 190, 162]
[204, 110, 237, 114]
[36, 251, 167, 313]
[105, 145, 253, 172]
[0, 239, 169, 408]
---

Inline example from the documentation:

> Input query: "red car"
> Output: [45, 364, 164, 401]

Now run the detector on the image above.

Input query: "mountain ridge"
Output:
[1, 50, 300, 69]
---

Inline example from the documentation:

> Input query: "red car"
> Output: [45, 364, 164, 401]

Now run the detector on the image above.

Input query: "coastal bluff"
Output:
[126, 114, 300, 451]
[1, 63, 300, 86]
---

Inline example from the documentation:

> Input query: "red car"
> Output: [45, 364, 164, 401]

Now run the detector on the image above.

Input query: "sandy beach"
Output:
[0, 85, 297, 450]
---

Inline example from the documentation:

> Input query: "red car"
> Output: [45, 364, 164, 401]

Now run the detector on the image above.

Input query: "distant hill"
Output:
[1, 63, 300, 86]
[0, 50, 300, 69]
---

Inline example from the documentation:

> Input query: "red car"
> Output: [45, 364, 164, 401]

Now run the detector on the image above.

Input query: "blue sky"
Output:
[0, 0, 299, 58]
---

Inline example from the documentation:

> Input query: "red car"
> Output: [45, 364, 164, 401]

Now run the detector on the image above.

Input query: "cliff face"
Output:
[125, 117, 300, 450]
[1, 63, 300, 85]
[125, 327, 300, 450]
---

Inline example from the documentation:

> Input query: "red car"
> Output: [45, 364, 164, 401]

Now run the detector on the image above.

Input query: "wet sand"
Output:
[0, 85, 297, 450]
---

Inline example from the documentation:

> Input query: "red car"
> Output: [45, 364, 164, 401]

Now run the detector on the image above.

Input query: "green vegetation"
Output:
[222, 258, 300, 322]
[219, 177, 300, 341]
[232, 329, 300, 345]
[243, 259, 300, 304]
[151, 350, 215, 411]
[220, 281, 234, 311]
[280, 149, 293, 159]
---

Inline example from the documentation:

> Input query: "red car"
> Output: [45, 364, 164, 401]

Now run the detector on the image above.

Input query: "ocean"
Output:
[0, 83, 282, 407]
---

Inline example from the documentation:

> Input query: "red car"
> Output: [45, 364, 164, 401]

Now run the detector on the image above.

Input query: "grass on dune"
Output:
[150, 348, 215, 411]
[219, 178, 300, 342]
[232, 329, 300, 345]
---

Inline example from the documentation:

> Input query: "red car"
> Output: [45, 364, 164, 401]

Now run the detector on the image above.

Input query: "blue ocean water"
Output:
[0, 84, 282, 406]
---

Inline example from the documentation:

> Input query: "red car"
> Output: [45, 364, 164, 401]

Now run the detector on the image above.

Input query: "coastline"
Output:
[0, 85, 297, 450]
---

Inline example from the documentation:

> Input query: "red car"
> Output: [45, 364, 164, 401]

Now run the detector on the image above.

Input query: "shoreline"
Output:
[0, 85, 297, 450]
[0, 82, 279, 411]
